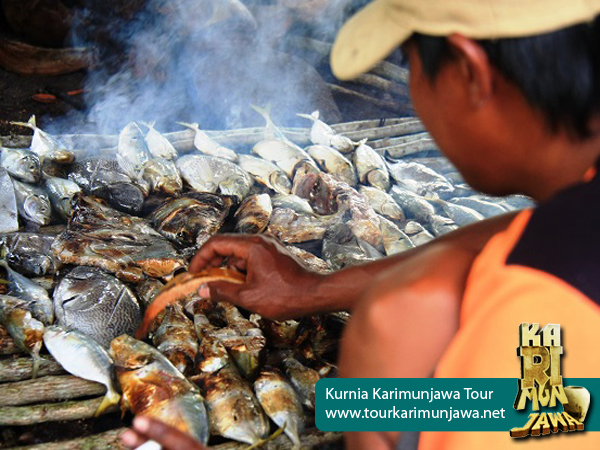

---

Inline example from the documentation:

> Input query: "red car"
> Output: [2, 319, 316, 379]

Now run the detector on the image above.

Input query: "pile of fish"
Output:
[0, 108, 534, 447]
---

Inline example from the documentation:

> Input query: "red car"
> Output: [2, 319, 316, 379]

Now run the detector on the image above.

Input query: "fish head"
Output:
[24, 194, 52, 225]
[110, 334, 154, 369]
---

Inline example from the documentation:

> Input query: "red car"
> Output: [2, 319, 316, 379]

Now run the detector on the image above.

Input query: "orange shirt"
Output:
[419, 206, 600, 449]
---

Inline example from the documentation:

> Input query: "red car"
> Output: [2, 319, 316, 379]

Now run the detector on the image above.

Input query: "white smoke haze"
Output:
[53, 0, 374, 135]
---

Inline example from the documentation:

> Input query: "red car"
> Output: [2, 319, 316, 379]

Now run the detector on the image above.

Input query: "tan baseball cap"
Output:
[331, 0, 600, 81]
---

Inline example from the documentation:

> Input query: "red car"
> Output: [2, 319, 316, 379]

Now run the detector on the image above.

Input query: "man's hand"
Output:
[121, 417, 205, 450]
[189, 234, 323, 320]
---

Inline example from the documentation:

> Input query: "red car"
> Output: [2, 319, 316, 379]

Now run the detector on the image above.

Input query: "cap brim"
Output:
[331, 0, 412, 81]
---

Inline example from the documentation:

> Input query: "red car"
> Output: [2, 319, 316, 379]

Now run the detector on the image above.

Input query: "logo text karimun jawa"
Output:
[510, 323, 589, 438]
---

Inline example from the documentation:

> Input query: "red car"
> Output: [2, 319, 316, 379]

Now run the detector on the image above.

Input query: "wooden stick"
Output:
[381, 137, 439, 158]
[351, 73, 408, 97]
[0, 396, 119, 426]
[8, 427, 127, 450]
[371, 60, 410, 84]
[370, 131, 431, 149]
[0, 357, 65, 382]
[0, 375, 106, 406]
[0, 324, 20, 355]
[328, 83, 402, 112]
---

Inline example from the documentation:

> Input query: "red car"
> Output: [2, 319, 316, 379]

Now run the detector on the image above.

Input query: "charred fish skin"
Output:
[140, 158, 183, 195]
[153, 303, 199, 376]
[306, 144, 357, 186]
[53, 266, 141, 348]
[199, 363, 269, 445]
[234, 194, 272, 234]
[150, 192, 233, 247]
[1, 232, 57, 277]
[0, 295, 44, 378]
[254, 368, 304, 446]
[1, 148, 40, 184]
[266, 207, 339, 244]
[282, 356, 320, 411]
[43, 326, 120, 415]
[12, 178, 52, 226]
[110, 334, 209, 445]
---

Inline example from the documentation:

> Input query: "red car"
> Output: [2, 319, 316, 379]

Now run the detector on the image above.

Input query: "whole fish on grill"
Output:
[235, 194, 272, 234]
[117, 122, 150, 180]
[285, 245, 332, 274]
[266, 207, 340, 244]
[388, 161, 454, 198]
[12, 178, 52, 226]
[306, 144, 357, 186]
[0, 168, 18, 233]
[298, 110, 355, 154]
[110, 335, 210, 445]
[140, 158, 183, 195]
[271, 194, 314, 214]
[142, 122, 178, 160]
[282, 356, 320, 411]
[292, 164, 338, 215]
[390, 186, 435, 222]
[198, 363, 269, 444]
[150, 192, 233, 247]
[254, 368, 304, 447]
[53, 266, 141, 347]
[0, 295, 44, 378]
[176, 155, 252, 201]
[1, 232, 57, 276]
[152, 303, 198, 375]
[322, 222, 383, 270]
[428, 214, 458, 237]
[53, 195, 185, 282]
[0, 260, 53, 324]
[252, 106, 318, 178]
[11, 116, 75, 164]
[1, 147, 40, 183]
[69, 158, 144, 214]
[44, 177, 81, 220]
[178, 122, 237, 161]
[379, 216, 414, 256]
[43, 326, 121, 416]
[135, 278, 164, 311]
[451, 197, 508, 217]
[359, 185, 405, 223]
[353, 138, 390, 191]
[404, 221, 435, 246]
[428, 197, 484, 226]
[237, 155, 291, 195]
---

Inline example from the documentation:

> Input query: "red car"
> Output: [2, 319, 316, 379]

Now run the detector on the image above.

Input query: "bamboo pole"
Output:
[369, 131, 431, 149]
[328, 83, 401, 112]
[0, 375, 106, 406]
[0, 324, 20, 355]
[0, 357, 65, 382]
[0, 396, 119, 426]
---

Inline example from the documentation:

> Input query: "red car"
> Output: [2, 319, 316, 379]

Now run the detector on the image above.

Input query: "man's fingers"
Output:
[132, 417, 205, 450]
[120, 429, 148, 448]
[227, 256, 247, 272]
[189, 235, 254, 273]
[208, 280, 245, 304]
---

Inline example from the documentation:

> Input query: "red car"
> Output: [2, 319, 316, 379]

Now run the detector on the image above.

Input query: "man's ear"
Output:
[447, 34, 493, 107]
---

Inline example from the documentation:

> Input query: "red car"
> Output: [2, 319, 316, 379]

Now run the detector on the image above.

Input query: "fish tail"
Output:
[31, 353, 40, 379]
[176, 121, 199, 131]
[140, 121, 156, 130]
[296, 112, 316, 122]
[250, 104, 272, 124]
[358, 138, 368, 146]
[94, 389, 121, 417]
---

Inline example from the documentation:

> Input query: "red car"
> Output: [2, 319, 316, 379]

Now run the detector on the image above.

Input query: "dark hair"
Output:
[410, 15, 600, 139]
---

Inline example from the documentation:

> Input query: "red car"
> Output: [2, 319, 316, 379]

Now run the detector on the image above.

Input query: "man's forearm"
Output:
[309, 211, 519, 313]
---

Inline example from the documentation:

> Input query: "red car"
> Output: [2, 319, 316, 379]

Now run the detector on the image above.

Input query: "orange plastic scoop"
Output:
[135, 267, 245, 339]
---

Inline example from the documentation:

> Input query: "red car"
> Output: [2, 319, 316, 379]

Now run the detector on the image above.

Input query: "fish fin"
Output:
[244, 424, 286, 450]
[312, 110, 320, 120]
[176, 122, 199, 131]
[358, 138, 368, 145]
[94, 390, 121, 417]
[10, 120, 35, 130]
[29, 115, 37, 127]
[31, 353, 40, 379]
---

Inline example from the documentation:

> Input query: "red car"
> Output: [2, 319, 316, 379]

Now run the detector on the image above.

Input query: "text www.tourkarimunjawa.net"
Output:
[324, 407, 506, 421]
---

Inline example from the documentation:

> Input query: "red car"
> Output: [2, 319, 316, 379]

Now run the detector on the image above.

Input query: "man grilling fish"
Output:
[123, 0, 600, 448]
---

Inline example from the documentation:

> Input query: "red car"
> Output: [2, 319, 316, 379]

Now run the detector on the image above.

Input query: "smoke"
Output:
[56, 0, 368, 135]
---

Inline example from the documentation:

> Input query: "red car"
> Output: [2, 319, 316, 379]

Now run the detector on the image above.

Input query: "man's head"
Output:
[332, 0, 600, 199]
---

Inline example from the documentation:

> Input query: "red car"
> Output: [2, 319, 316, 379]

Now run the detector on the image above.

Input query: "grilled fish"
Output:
[1, 147, 40, 183]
